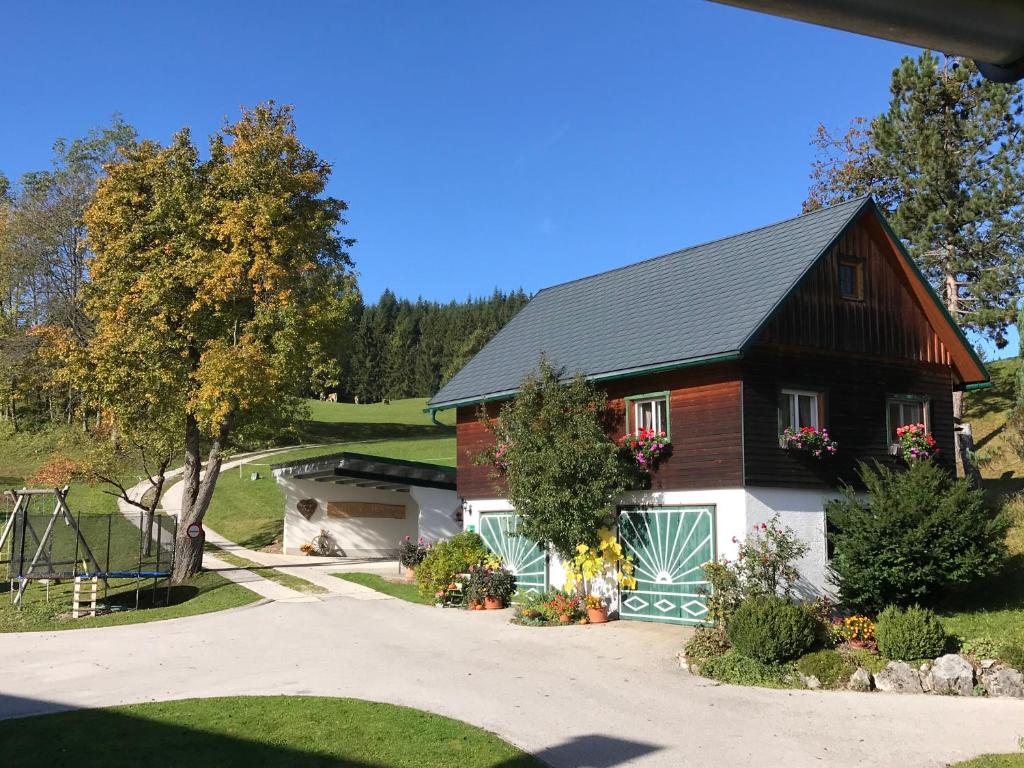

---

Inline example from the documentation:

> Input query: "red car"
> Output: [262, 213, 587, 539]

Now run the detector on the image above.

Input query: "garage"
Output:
[478, 512, 548, 595]
[617, 505, 715, 625]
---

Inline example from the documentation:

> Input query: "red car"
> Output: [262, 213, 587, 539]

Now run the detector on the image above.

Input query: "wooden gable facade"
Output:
[455, 208, 975, 499]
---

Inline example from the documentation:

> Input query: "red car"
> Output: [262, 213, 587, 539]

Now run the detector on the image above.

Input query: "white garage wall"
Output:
[744, 486, 840, 599]
[409, 486, 462, 543]
[280, 477, 418, 557]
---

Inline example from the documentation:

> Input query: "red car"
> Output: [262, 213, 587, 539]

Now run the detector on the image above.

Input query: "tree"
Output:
[0, 118, 136, 428]
[478, 357, 630, 559]
[806, 52, 1024, 420]
[83, 103, 357, 581]
[826, 460, 1007, 612]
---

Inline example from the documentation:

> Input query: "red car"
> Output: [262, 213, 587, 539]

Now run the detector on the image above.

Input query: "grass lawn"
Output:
[0, 570, 257, 633]
[941, 359, 1024, 653]
[203, 398, 455, 550]
[0, 696, 540, 768]
[335, 572, 433, 604]
[952, 756, 1024, 767]
[208, 546, 328, 594]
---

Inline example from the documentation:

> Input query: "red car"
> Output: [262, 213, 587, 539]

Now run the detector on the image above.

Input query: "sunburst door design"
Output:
[478, 513, 547, 594]
[618, 506, 714, 624]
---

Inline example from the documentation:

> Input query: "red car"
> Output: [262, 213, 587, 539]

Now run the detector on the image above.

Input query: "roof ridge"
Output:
[533, 195, 873, 296]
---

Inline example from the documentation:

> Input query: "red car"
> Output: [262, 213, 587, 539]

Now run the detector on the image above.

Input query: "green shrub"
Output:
[796, 650, 854, 689]
[727, 596, 818, 664]
[875, 605, 947, 660]
[700, 515, 809, 626]
[683, 627, 731, 668]
[699, 650, 796, 688]
[843, 647, 888, 674]
[826, 461, 1007, 612]
[415, 531, 489, 600]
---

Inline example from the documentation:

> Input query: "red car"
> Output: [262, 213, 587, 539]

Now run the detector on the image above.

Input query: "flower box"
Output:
[779, 427, 838, 458]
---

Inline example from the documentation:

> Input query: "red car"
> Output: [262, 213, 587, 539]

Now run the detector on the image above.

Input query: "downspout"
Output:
[428, 408, 443, 426]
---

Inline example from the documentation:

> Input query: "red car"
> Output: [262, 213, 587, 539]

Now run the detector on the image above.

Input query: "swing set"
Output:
[0, 487, 177, 616]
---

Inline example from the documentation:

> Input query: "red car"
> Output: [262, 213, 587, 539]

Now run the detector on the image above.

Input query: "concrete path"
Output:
[1, 595, 1022, 768]
[116, 448, 323, 602]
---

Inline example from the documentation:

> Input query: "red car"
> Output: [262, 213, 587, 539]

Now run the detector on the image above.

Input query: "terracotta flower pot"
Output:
[587, 606, 609, 624]
[558, 614, 570, 623]
[484, 595, 503, 610]
[847, 639, 870, 649]
[468, 599, 482, 610]
[403, 566, 416, 583]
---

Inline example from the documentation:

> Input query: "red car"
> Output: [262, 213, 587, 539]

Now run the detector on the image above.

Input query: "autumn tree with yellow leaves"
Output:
[84, 103, 358, 580]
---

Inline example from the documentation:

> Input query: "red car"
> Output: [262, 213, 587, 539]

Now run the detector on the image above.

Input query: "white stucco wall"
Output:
[278, 476, 457, 557]
[409, 486, 462, 543]
[744, 486, 841, 599]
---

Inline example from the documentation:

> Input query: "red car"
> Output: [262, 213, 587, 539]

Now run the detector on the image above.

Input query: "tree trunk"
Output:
[171, 415, 232, 583]
[945, 270, 972, 480]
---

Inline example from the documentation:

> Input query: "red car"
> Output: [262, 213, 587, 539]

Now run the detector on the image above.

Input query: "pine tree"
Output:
[807, 52, 1024, 416]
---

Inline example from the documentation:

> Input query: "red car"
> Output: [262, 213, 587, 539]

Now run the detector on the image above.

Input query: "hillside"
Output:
[202, 398, 455, 549]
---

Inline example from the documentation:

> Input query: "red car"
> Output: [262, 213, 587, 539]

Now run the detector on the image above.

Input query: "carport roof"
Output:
[271, 451, 456, 491]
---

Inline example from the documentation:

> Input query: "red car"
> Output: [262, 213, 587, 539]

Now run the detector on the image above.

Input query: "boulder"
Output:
[930, 654, 974, 696]
[981, 667, 1024, 698]
[848, 667, 874, 692]
[874, 661, 923, 694]
[799, 673, 821, 690]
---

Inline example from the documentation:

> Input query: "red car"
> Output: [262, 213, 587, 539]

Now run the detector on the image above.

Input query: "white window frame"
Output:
[780, 388, 821, 431]
[629, 395, 669, 438]
[886, 395, 930, 444]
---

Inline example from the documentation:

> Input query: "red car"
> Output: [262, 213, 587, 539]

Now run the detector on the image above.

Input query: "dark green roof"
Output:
[427, 197, 949, 410]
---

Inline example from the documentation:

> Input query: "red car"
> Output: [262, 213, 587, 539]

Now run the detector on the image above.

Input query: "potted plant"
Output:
[893, 423, 937, 463]
[621, 428, 672, 473]
[464, 565, 485, 609]
[779, 426, 838, 458]
[585, 595, 609, 624]
[478, 566, 514, 609]
[398, 535, 429, 582]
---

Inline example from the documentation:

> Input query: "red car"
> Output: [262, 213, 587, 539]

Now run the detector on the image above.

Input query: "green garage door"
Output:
[478, 513, 548, 595]
[618, 506, 715, 625]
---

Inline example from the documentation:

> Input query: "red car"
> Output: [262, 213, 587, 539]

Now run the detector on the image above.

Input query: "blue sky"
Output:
[2, 1, 1014, 357]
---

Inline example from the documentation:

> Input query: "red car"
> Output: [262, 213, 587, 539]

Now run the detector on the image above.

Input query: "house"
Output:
[272, 452, 461, 558]
[426, 196, 989, 625]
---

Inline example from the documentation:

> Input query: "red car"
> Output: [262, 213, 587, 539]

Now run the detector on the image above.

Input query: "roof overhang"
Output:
[425, 351, 744, 413]
[273, 452, 456, 491]
[710, 1, 1024, 82]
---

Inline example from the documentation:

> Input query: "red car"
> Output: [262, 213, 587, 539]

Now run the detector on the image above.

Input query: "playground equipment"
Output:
[0, 487, 177, 614]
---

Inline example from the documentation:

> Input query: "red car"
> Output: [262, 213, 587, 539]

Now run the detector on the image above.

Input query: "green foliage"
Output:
[727, 596, 818, 664]
[415, 531, 489, 600]
[796, 650, 855, 689]
[875, 605, 947, 661]
[698, 650, 797, 689]
[806, 52, 1024, 344]
[480, 357, 630, 559]
[827, 460, 1007, 612]
[998, 643, 1024, 669]
[344, 289, 529, 402]
[466, 565, 515, 603]
[683, 627, 731, 667]
[701, 560, 742, 626]
[844, 647, 889, 675]
[701, 515, 809, 625]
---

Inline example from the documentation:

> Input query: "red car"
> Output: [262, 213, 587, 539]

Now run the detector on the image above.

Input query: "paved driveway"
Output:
[0, 594, 1021, 768]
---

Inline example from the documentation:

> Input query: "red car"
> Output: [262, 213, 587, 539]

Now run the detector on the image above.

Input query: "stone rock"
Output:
[848, 667, 874, 692]
[799, 672, 821, 690]
[982, 667, 1024, 698]
[980, 659, 996, 670]
[931, 654, 974, 696]
[874, 661, 923, 694]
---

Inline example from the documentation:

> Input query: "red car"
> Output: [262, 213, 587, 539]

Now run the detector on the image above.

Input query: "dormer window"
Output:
[626, 392, 670, 438]
[838, 255, 864, 300]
